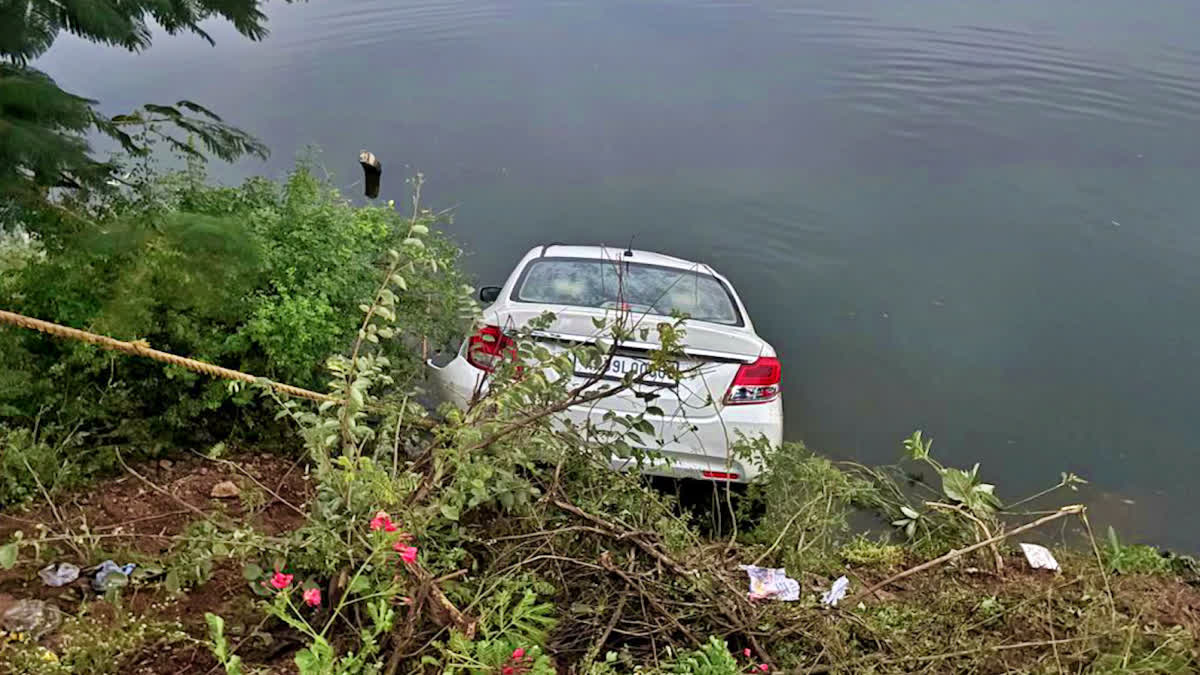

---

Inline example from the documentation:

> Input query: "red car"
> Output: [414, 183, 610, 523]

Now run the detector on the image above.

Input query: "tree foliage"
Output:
[0, 160, 471, 503]
[0, 0, 280, 205]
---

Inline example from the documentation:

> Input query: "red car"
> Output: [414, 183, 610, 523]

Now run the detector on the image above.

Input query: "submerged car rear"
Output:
[428, 247, 783, 482]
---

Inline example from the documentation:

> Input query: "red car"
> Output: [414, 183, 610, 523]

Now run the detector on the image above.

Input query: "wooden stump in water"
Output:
[359, 150, 382, 199]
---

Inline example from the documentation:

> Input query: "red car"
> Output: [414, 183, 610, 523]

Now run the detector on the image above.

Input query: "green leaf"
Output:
[905, 521, 917, 538]
[645, 406, 665, 417]
[205, 611, 224, 636]
[900, 505, 920, 520]
[294, 648, 319, 675]
[143, 103, 182, 118]
[440, 503, 461, 521]
[176, 99, 222, 121]
[0, 542, 17, 569]
[940, 468, 970, 504]
[349, 575, 371, 595]
[165, 569, 182, 593]
[242, 563, 263, 581]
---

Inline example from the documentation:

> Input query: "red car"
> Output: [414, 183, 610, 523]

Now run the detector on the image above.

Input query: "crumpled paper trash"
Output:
[38, 563, 80, 587]
[739, 565, 800, 601]
[1, 599, 62, 639]
[92, 560, 136, 592]
[1019, 543, 1060, 571]
[821, 576, 850, 607]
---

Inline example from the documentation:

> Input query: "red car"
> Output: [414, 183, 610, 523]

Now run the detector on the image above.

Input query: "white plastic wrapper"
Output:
[821, 575, 850, 607]
[739, 565, 800, 601]
[1019, 543, 1060, 571]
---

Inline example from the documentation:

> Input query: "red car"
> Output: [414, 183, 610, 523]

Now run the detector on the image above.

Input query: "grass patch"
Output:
[839, 535, 905, 568]
[1104, 527, 1172, 576]
[1, 605, 189, 674]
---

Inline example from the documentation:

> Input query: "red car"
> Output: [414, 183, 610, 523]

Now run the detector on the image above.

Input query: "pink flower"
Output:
[370, 511, 397, 532]
[303, 587, 321, 607]
[758, 665, 769, 672]
[512, 648, 525, 660]
[395, 544, 418, 565]
[270, 571, 293, 590]
[502, 668, 514, 675]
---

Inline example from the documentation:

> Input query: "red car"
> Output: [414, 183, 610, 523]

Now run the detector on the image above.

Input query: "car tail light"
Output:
[724, 356, 781, 405]
[702, 470, 740, 480]
[466, 325, 516, 372]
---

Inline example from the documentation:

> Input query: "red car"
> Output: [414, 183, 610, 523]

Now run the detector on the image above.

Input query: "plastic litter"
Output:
[92, 560, 136, 592]
[739, 565, 800, 602]
[38, 563, 80, 587]
[1, 599, 62, 639]
[821, 576, 850, 607]
[1019, 543, 1060, 571]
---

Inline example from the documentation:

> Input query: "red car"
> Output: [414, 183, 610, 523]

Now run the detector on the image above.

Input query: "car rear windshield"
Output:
[513, 258, 741, 325]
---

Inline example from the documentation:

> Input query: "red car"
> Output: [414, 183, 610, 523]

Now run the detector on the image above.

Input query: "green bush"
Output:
[0, 161, 470, 504]
[668, 637, 742, 675]
[1104, 526, 1171, 575]
[745, 440, 880, 572]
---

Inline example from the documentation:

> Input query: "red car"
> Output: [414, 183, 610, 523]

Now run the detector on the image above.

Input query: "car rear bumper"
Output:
[427, 355, 782, 483]
[567, 398, 780, 483]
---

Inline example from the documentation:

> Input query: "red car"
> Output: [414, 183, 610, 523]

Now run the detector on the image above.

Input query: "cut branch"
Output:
[846, 505, 1084, 605]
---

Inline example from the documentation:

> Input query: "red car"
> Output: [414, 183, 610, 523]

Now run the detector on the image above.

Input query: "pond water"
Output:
[38, 1, 1200, 549]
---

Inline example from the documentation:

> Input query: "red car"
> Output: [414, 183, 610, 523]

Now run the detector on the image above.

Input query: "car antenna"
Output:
[624, 235, 636, 257]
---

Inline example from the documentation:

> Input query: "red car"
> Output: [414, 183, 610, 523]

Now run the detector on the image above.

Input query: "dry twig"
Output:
[846, 505, 1083, 605]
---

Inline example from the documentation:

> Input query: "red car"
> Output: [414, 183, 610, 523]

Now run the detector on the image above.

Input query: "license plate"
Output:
[574, 355, 675, 385]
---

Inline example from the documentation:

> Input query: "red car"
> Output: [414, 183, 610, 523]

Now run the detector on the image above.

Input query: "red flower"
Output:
[395, 544, 418, 565]
[758, 665, 769, 672]
[303, 587, 321, 607]
[270, 571, 293, 590]
[370, 511, 397, 532]
[743, 648, 752, 658]
[511, 648, 525, 660]
[502, 668, 514, 675]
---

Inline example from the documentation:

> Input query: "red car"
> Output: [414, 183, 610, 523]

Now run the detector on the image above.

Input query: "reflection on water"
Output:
[36, 0, 1200, 549]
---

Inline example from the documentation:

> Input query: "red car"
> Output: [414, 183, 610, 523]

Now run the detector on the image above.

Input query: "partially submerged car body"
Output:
[427, 245, 782, 482]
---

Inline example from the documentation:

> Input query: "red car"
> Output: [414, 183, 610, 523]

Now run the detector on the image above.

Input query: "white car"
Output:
[427, 244, 782, 483]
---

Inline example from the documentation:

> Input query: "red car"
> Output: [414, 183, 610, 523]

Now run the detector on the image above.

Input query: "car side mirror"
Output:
[479, 286, 501, 303]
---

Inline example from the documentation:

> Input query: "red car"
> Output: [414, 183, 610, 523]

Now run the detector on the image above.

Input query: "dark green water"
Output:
[38, 1, 1200, 548]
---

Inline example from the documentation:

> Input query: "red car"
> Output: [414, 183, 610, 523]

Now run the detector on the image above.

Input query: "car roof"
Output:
[521, 244, 715, 274]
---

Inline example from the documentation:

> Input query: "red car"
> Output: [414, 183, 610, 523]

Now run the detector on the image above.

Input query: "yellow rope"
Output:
[0, 308, 336, 404]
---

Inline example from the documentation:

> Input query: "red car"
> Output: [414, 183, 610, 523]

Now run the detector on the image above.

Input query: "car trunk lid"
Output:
[488, 307, 767, 415]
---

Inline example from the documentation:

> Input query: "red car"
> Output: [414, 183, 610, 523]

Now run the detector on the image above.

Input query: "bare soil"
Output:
[0, 450, 313, 673]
